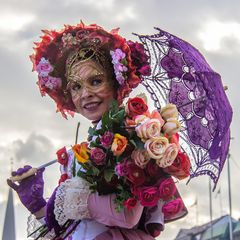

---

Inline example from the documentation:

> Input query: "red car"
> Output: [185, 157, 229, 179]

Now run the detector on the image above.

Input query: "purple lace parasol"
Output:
[135, 28, 232, 190]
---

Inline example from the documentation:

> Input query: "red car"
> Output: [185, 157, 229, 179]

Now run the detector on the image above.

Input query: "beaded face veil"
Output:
[65, 47, 115, 97]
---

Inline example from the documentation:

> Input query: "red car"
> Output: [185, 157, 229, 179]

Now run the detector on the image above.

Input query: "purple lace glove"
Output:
[7, 165, 46, 214]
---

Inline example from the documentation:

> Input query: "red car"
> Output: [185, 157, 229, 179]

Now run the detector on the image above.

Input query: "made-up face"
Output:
[67, 60, 116, 122]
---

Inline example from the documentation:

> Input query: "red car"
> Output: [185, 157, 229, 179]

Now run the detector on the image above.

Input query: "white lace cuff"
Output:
[54, 177, 91, 226]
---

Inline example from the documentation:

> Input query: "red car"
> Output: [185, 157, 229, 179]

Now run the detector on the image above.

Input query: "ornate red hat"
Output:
[30, 21, 150, 118]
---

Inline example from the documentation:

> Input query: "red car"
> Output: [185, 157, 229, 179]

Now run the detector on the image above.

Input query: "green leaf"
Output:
[109, 100, 119, 115]
[129, 139, 137, 148]
[77, 170, 87, 179]
[135, 139, 145, 149]
[102, 112, 110, 129]
[112, 109, 125, 122]
[122, 58, 128, 66]
[104, 168, 114, 182]
[92, 166, 100, 176]
[88, 126, 95, 136]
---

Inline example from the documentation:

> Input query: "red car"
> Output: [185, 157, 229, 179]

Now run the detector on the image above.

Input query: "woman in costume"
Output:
[7, 21, 232, 239]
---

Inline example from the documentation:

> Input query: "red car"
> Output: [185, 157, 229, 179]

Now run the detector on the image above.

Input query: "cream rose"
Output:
[163, 119, 181, 136]
[131, 149, 151, 169]
[136, 118, 162, 141]
[160, 104, 178, 121]
[144, 137, 169, 159]
[134, 115, 149, 125]
[156, 143, 179, 168]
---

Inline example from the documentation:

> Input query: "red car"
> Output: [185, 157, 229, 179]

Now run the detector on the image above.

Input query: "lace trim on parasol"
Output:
[54, 177, 91, 226]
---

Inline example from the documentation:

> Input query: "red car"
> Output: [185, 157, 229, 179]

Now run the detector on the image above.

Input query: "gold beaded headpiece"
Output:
[65, 47, 111, 83]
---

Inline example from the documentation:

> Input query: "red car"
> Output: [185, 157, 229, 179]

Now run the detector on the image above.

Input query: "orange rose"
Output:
[72, 142, 90, 163]
[148, 110, 165, 126]
[111, 134, 128, 156]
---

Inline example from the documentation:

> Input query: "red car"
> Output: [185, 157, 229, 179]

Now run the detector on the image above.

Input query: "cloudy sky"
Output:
[0, 0, 239, 239]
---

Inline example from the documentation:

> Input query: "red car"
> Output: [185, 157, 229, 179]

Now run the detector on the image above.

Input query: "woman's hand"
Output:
[7, 165, 46, 214]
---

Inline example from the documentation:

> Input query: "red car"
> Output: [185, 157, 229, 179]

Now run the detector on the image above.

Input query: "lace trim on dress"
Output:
[54, 177, 91, 226]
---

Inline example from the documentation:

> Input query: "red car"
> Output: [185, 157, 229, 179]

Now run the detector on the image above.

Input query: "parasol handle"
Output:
[8, 159, 58, 182]
[9, 168, 38, 182]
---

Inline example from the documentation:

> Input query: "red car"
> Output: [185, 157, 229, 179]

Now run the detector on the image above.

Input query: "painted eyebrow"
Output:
[87, 73, 105, 81]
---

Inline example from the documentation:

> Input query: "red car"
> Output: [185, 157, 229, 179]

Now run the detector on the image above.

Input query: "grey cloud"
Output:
[220, 36, 240, 54]
[12, 133, 55, 163]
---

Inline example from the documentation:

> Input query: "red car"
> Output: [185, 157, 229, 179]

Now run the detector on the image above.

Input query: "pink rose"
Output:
[36, 57, 53, 76]
[138, 186, 160, 207]
[162, 198, 184, 218]
[124, 197, 137, 210]
[131, 149, 150, 169]
[115, 162, 128, 176]
[39, 76, 61, 90]
[144, 137, 169, 160]
[159, 178, 176, 201]
[163, 120, 181, 136]
[45, 76, 62, 89]
[134, 115, 148, 124]
[156, 143, 178, 168]
[100, 131, 114, 148]
[90, 147, 106, 165]
[136, 118, 162, 141]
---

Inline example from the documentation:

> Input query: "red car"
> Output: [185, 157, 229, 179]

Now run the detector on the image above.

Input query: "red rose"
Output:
[138, 186, 160, 207]
[159, 178, 176, 201]
[56, 147, 68, 166]
[126, 163, 146, 186]
[162, 198, 184, 219]
[146, 160, 164, 178]
[163, 151, 191, 180]
[124, 197, 137, 210]
[126, 97, 148, 118]
[58, 173, 69, 185]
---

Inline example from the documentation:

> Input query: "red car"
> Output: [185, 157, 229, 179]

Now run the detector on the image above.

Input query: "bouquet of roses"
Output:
[70, 97, 191, 212]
